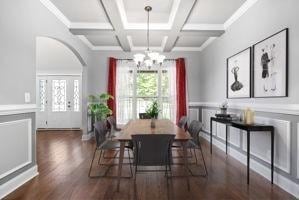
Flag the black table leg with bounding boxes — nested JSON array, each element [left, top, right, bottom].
[[225, 125, 228, 155], [247, 130, 250, 184], [271, 128, 274, 184], [210, 119, 213, 154]]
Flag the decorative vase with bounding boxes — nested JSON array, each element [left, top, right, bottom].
[[220, 107, 227, 115], [244, 108, 254, 125], [150, 118, 156, 128]]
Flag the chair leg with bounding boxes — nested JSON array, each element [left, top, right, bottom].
[[97, 149, 103, 165], [198, 142, 208, 176], [127, 148, 133, 177], [88, 148, 97, 177], [193, 148, 198, 165]]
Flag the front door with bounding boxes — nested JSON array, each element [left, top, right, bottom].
[[36, 75, 82, 129]]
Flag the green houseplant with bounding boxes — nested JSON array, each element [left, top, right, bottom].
[[88, 93, 113, 122], [146, 100, 160, 128]]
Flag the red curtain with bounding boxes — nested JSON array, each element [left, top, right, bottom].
[[107, 57, 116, 116], [176, 58, 187, 123]]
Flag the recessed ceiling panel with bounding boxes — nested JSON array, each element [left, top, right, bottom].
[[85, 35, 119, 46], [175, 36, 209, 47], [187, 0, 246, 24], [130, 31, 165, 46], [123, 0, 174, 23], [50, 0, 109, 23]]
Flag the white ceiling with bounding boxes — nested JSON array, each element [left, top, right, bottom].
[[43, 0, 257, 52]]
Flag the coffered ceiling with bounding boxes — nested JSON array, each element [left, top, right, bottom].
[[41, 0, 258, 52]]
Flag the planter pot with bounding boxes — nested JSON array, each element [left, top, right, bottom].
[[150, 118, 156, 128]]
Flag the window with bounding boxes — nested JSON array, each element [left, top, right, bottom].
[[52, 80, 66, 112], [73, 80, 80, 112], [116, 60, 176, 124], [39, 79, 47, 112]]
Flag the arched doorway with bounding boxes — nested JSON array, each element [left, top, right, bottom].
[[36, 36, 86, 129]]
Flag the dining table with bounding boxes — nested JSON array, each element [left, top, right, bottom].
[[115, 119, 192, 191]]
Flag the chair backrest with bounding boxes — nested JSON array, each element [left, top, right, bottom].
[[132, 134, 175, 166], [178, 116, 188, 130], [139, 113, 151, 119], [107, 116, 117, 130], [93, 121, 108, 147], [187, 120, 203, 145]]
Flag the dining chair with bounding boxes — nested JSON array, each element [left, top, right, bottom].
[[107, 116, 121, 139], [139, 113, 151, 119], [88, 120, 133, 178], [172, 116, 189, 149], [178, 116, 188, 130], [132, 134, 175, 183], [187, 120, 208, 176]]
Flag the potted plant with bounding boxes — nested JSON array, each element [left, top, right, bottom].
[[88, 93, 113, 123], [146, 100, 160, 128]]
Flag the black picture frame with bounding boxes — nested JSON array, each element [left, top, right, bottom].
[[226, 47, 252, 99], [252, 28, 288, 98]]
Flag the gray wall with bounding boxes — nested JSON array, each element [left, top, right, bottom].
[[199, 0, 299, 104], [0, 0, 92, 105], [198, 0, 299, 196], [88, 51, 201, 102]]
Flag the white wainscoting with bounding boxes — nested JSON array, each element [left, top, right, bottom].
[[201, 108, 217, 135], [188, 108, 199, 121], [0, 119, 32, 179], [202, 108, 241, 147], [242, 117, 291, 173]]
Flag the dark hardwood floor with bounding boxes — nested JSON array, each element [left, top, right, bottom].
[[5, 130, 295, 200]]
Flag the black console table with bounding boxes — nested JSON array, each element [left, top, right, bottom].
[[210, 117, 274, 184]]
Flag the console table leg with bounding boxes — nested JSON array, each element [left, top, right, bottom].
[[271, 129, 274, 184], [247, 131, 250, 184], [225, 125, 228, 155], [210, 119, 213, 154]]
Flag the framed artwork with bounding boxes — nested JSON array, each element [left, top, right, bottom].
[[227, 47, 251, 98], [253, 28, 288, 97]]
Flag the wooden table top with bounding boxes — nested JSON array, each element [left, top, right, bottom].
[[115, 119, 191, 141]]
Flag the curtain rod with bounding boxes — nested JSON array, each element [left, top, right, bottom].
[[116, 58, 176, 61]]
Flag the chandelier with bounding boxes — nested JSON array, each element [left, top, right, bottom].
[[133, 6, 165, 69]]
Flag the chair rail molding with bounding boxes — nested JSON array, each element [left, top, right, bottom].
[[298, 123, 299, 179], [0, 104, 37, 116], [189, 102, 299, 115]]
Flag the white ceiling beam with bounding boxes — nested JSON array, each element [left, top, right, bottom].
[[100, 0, 131, 51], [180, 30, 224, 37], [70, 29, 115, 36], [163, 0, 197, 52]]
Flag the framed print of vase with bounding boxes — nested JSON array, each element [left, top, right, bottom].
[[227, 47, 251, 98], [253, 28, 288, 97]]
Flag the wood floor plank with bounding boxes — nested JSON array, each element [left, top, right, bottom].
[[4, 130, 296, 200]]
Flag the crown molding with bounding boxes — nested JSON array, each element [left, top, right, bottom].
[[224, 0, 259, 29], [40, 0, 71, 27], [69, 22, 113, 30], [182, 24, 224, 31]]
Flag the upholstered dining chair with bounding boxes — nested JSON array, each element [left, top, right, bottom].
[[107, 116, 121, 139], [178, 116, 188, 130], [187, 120, 208, 176], [132, 134, 175, 183], [139, 113, 151, 119], [88, 120, 133, 178]]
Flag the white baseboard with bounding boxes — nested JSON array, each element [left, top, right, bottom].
[[200, 132, 299, 198], [81, 131, 93, 141], [0, 165, 39, 199]]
